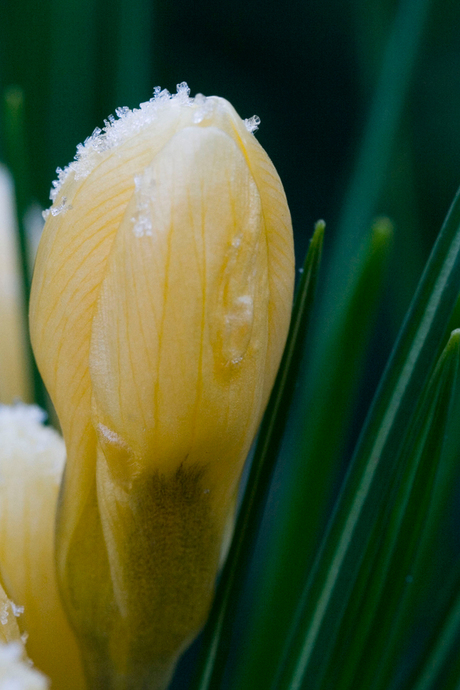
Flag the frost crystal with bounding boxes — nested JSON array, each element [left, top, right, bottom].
[[244, 115, 261, 133], [10, 605, 23, 619], [43, 83, 261, 219], [192, 93, 215, 124], [131, 167, 156, 238], [0, 604, 8, 627], [49, 197, 72, 218], [0, 600, 23, 626], [97, 424, 125, 447]]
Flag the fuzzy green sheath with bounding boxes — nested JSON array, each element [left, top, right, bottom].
[[59, 459, 225, 690]]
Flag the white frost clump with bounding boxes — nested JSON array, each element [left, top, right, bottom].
[[0, 642, 48, 690], [0, 404, 65, 483], [43, 82, 261, 216]]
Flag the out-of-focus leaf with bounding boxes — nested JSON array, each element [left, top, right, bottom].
[[410, 572, 460, 690]]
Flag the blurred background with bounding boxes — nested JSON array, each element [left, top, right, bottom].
[[2, 0, 460, 687], [2, 0, 460, 335]]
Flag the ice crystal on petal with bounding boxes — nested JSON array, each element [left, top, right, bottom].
[[193, 93, 215, 124], [43, 83, 261, 219], [50, 197, 72, 217], [244, 115, 261, 133], [131, 167, 156, 238], [10, 605, 23, 619], [0, 604, 8, 627], [45, 84, 192, 209], [176, 81, 191, 103]]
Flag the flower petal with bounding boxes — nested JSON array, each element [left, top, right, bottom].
[[0, 404, 85, 689]]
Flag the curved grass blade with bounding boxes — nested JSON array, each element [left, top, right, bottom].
[[374, 372, 460, 690], [190, 221, 325, 690], [271, 185, 460, 690], [410, 575, 460, 690], [228, 218, 393, 690], [364, 331, 460, 690], [323, 329, 460, 690]]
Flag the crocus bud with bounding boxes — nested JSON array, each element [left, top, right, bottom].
[[0, 166, 32, 403], [0, 404, 86, 689], [30, 83, 294, 689]]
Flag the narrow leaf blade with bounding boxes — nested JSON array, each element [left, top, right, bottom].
[[272, 185, 460, 690]]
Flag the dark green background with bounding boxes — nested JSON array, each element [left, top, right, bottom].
[[3, 0, 459, 282]]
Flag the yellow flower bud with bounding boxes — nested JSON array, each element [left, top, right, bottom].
[[0, 404, 86, 689], [30, 84, 294, 689], [0, 166, 32, 403]]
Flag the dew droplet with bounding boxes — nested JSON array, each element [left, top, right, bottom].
[[131, 166, 156, 237], [211, 200, 262, 370]]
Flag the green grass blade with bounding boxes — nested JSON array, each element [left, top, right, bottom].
[[190, 221, 325, 690], [410, 581, 460, 690], [228, 218, 393, 690], [271, 185, 460, 690], [364, 331, 460, 690], [324, 329, 460, 690], [374, 376, 460, 690]]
